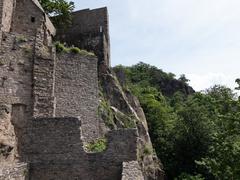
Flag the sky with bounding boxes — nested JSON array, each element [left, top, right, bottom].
[[72, 0, 240, 91]]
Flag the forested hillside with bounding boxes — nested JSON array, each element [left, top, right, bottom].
[[114, 62, 240, 180]]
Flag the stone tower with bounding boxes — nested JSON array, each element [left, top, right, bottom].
[[56, 7, 111, 67]]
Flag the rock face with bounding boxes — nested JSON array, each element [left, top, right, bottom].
[[0, 1, 164, 180], [99, 65, 164, 179]]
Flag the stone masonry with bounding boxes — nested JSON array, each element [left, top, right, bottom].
[[0, 1, 146, 180], [56, 7, 111, 67]]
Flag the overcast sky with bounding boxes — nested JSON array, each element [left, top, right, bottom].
[[73, 0, 240, 91]]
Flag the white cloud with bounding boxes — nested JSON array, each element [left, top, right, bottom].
[[186, 73, 238, 91]]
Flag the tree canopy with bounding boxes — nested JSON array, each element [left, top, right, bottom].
[[114, 63, 240, 180], [39, 0, 75, 28]]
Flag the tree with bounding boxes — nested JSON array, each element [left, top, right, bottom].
[[178, 74, 190, 84], [235, 78, 240, 90], [39, 0, 75, 28]]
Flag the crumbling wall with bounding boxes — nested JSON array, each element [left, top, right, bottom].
[[19, 117, 138, 180], [32, 31, 56, 118], [121, 161, 144, 180], [56, 7, 110, 66], [0, 33, 35, 160], [55, 53, 99, 141]]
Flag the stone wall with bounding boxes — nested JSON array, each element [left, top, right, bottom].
[[0, 32, 35, 157], [55, 53, 99, 141], [121, 161, 144, 180], [56, 7, 111, 66], [32, 32, 56, 118], [0, 163, 29, 180], [11, 0, 43, 36], [19, 117, 138, 180]]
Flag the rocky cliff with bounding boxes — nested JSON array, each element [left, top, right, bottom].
[[98, 64, 165, 179]]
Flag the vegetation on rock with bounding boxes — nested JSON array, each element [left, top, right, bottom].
[[85, 138, 107, 153], [54, 42, 95, 56], [114, 62, 240, 179]]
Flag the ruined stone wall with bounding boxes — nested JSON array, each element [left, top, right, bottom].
[[0, 163, 28, 180], [32, 30, 56, 118], [56, 7, 111, 66], [19, 117, 138, 180], [121, 161, 144, 180], [0, 32, 35, 156], [55, 53, 99, 141], [11, 0, 44, 36]]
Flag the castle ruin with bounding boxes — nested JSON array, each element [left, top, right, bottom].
[[0, 1, 163, 180]]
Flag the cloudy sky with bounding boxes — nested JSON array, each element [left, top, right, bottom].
[[73, 0, 240, 91]]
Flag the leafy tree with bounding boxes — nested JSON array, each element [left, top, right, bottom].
[[179, 74, 190, 84], [235, 78, 240, 90], [39, 0, 75, 28], [196, 86, 240, 179], [114, 63, 240, 179]]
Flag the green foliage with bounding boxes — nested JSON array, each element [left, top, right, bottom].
[[69, 46, 81, 54], [113, 62, 193, 96], [85, 138, 107, 153], [175, 173, 205, 180], [39, 0, 75, 28], [235, 78, 240, 90], [55, 41, 68, 53], [98, 99, 115, 129], [178, 74, 189, 84], [143, 145, 153, 155], [113, 63, 240, 179], [113, 109, 136, 128], [54, 42, 96, 56]]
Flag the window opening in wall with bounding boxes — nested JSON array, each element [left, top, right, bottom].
[[31, 16, 36, 23]]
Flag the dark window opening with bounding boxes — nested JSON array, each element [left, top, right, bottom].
[[31, 17, 36, 23]]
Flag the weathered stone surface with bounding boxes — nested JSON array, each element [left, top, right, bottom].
[[19, 117, 138, 180], [0, 163, 28, 180], [55, 53, 99, 142], [56, 7, 110, 66], [122, 161, 144, 180]]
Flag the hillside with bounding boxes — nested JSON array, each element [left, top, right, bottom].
[[113, 62, 240, 179]]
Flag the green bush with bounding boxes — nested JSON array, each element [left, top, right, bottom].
[[54, 42, 96, 56], [69, 46, 81, 54], [143, 145, 153, 155], [175, 173, 205, 180], [55, 42, 68, 53], [85, 138, 107, 153]]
